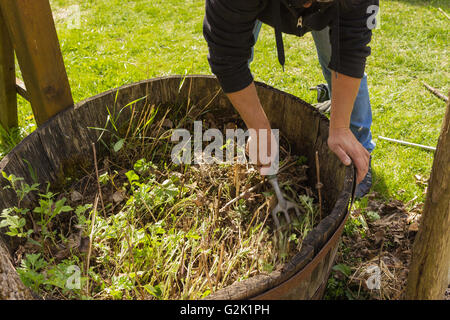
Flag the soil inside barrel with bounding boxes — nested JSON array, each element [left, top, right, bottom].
[[7, 100, 322, 300]]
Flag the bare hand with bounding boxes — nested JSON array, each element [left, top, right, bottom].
[[246, 131, 279, 176], [328, 127, 370, 184]]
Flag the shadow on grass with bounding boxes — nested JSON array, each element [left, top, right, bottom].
[[371, 167, 392, 201]]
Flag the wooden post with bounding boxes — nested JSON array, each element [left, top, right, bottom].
[[405, 93, 450, 300], [0, 8, 17, 131], [0, 0, 73, 126]]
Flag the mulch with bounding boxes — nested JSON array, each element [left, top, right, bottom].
[[332, 192, 427, 300]]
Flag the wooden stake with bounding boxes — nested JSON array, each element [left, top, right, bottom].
[[405, 92, 450, 299], [0, 8, 17, 131], [15, 78, 29, 101], [0, 0, 73, 126]]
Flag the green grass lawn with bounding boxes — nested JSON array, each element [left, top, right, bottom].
[[2, 0, 449, 205]]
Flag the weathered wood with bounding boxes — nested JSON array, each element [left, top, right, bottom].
[[0, 154, 19, 214], [405, 93, 450, 300], [15, 77, 29, 101], [0, 8, 17, 131], [0, 0, 73, 126], [0, 75, 353, 300], [0, 241, 34, 299]]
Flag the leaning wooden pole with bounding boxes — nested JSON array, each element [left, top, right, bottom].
[[405, 93, 450, 300], [0, 8, 17, 131], [0, 0, 73, 126]]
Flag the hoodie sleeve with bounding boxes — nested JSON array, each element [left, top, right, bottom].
[[328, 0, 379, 79], [203, 0, 263, 93]]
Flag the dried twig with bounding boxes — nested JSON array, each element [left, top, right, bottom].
[[422, 82, 448, 102], [216, 242, 225, 287], [92, 143, 106, 217], [438, 7, 450, 20], [245, 198, 271, 235], [85, 193, 99, 296], [202, 252, 213, 292], [219, 181, 263, 213], [315, 151, 323, 220], [218, 160, 299, 213]]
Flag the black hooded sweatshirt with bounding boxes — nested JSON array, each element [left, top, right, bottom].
[[203, 0, 379, 93]]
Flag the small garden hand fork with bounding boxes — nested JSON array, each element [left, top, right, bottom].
[[266, 174, 302, 229]]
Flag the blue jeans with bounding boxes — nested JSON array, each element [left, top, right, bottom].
[[250, 22, 375, 153]]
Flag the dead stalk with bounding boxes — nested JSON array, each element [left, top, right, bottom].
[[234, 164, 240, 198], [219, 181, 264, 213], [85, 193, 99, 296], [216, 242, 225, 288], [315, 151, 323, 220], [125, 102, 136, 140], [422, 82, 448, 102], [438, 7, 450, 20], [92, 143, 106, 218], [245, 198, 271, 236]]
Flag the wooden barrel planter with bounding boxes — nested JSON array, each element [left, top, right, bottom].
[[0, 75, 354, 300]]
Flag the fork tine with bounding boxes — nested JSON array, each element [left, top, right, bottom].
[[294, 205, 302, 219], [286, 201, 302, 220], [282, 209, 291, 224], [271, 210, 281, 229], [268, 175, 305, 228]]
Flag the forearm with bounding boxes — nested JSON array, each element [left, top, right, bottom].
[[227, 82, 276, 173], [328, 71, 369, 183], [227, 82, 271, 133], [330, 71, 361, 129]]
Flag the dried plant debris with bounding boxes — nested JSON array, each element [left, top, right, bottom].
[[327, 193, 425, 300], [1, 101, 320, 300]]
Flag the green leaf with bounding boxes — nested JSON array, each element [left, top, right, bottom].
[[200, 289, 211, 299], [22, 159, 38, 184], [143, 284, 162, 299], [366, 211, 380, 222], [332, 264, 352, 277], [18, 217, 26, 228], [125, 170, 139, 184], [0, 221, 7, 228], [75, 204, 92, 216], [99, 172, 109, 185], [61, 206, 74, 213], [296, 155, 308, 166], [113, 139, 125, 152]]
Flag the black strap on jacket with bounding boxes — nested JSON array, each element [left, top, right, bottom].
[[272, 0, 338, 71], [273, 0, 285, 69]]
